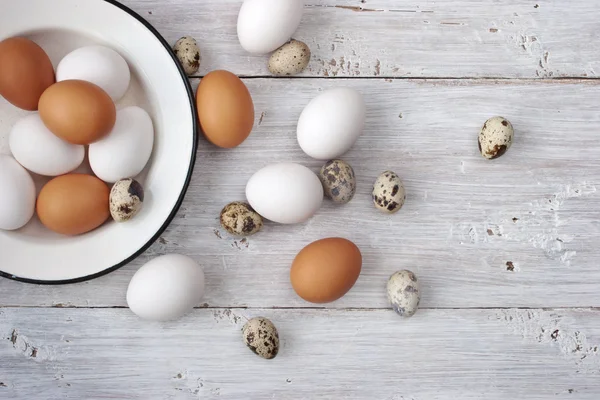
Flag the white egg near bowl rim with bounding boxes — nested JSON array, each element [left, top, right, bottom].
[[0, 0, 197, 284]]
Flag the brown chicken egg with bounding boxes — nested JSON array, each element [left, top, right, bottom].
[[290, 237, 362, 303], [37, 174, 110, 236], [0, 37, 55, 111], [196, 70, 254, 148], [38, 79, 116, 145]]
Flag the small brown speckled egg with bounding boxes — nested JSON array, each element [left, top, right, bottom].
[[173, 36, 201, 76], [318, 159, 356, 204], [478, 116, 514, 159], [220, 202, 263, 236], [268, 39, 311, 76], [387, 270, 421, 318], [372, 171, 406, 214], [109, 178, 144, 222], [242, 317, 279, 360]]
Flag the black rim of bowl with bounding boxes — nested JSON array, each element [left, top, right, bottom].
[[0, 0, 199, 285]]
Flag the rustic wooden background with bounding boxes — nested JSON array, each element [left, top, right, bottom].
[[2, 1, 600, 398]]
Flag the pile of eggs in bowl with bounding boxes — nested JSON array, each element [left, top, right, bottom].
[[0, 37, 152, 234]]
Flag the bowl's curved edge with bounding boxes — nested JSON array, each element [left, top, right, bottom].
[[0, 0, 199, 285]]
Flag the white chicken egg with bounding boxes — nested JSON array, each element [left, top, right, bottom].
[[297, 87, 366, 160], [9, 114, 84, 176], [88, 106, 154, 183], [246, 162, 323, 224], [0, 155, 36, 231], [126, 254, 205, 322], [237, 0, 304, 54], [56, 45, 131, 101]]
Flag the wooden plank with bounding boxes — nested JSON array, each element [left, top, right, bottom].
[[125, 0, 600, 78], [1, 79, 599, 308], [2, 2, 598, 399], [1, 308, 599, 399]]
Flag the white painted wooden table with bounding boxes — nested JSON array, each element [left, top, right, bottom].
[[2, 1, 600, 399]]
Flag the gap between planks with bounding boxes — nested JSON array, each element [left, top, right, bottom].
[[2, 305, 600, 311], [185, 75, 600, 81]]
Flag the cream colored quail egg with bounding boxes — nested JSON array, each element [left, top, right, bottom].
[[318, 159, 356, 204], [387, 270, 421, 318], [242, 317, 279, 359], [109, 178, 144, 222], [173, 36, 201, 76], [478, 116, 514, 159], [268, 39, 311, 76], [220, 201, 263, 236], [372, 171, 406, 214]]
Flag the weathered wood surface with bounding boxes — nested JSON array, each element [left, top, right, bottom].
[[1, 79, 599, 308], [134, 0, 600, 78], [3, 1, 600, 399], [1, 308, 600, 399]]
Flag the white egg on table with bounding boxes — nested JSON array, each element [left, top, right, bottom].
[[126, 254, 205, 322], [88, 106, 154, 183], [297, 87, 366, 160], [237, 0, 304, 55], [246, 162, 323, 224], [56, 45, 131, 101], [0, 155, 36, 231], [9, 114, 84, 176]]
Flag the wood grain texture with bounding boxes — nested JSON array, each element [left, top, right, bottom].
[[1, 79, 599, 308], [126, 0, 600, 78], [1, 308, 599, 399], [3, 2, 600, 398]]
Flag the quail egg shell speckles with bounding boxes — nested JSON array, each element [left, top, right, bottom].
[[110, 178, 144, 222], [478, 116, 514, 159], [268, 39, 311, 76], [242, 317, 280, 359], [372, 171, 406, 214], [173, 36, 201, 76], [220, 201, 263, 236], [387, 270, 421, 318], [318, 159, 356, 204]]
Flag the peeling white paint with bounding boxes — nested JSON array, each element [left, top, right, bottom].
[[496, 309, 600, 375], [454, 183, 597, 267]]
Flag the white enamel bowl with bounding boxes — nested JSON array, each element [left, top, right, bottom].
[[0, 0, 197, 283]]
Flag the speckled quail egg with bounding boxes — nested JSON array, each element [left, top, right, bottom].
[[109, 178, 144, 222], [242, 317, 279, 360], [220, 201, 263, 236], [318, 159, 356, 204], [173, 36, 201, 76], [387, 270, 421, 318], [478, 116, 514, 159], [268, 39, 311, 76], [372, 171, 406, 214]]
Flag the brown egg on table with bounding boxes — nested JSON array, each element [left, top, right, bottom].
[[0, 37, 55, 111], [38, 79, 116, 145], [195, 69, 254, 148], [290, 237, 362, 303], [36, 174, 110, 236]]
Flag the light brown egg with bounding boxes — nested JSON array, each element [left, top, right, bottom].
[[195, 70, 254, 148], [37, 174, 110, 236], [38, 80, 116, 145], [290, 237, 362, 303], [0, 37, 55, 111]]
